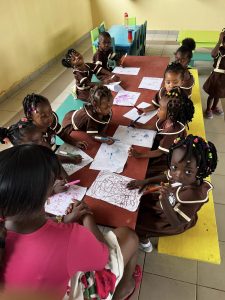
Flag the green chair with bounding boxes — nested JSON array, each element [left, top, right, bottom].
[[126, 17, 136, 26], [99, 21, 106, 33], [108, 37, 117, 69], [140, 20, 147, 55], [90, 27, 100, 54]]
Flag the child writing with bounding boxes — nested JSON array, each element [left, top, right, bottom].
[[203, 30, 225, 119], [129, 88, 195, 176], [138, 62, 185, 114], [62, 85, 115, 144], [62, 48, 120, 102], [23, 93, 87, 164], [174, 38, 196, 97], [127, 134, 217, 252], [0, 144, 140, 299], [93, 31, 118, 71]]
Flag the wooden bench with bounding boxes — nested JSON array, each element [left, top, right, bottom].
[[158, 69, 221, 264]]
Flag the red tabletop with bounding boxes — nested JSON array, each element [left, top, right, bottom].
[[70, 56, 169, 229]]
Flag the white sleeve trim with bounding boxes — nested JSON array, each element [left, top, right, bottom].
[[173, 203, 191, 222]]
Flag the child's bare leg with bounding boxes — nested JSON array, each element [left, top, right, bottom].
[[211, 98, 220, 110], [206, 96, 214, 111], [112, 227, 139, 300]]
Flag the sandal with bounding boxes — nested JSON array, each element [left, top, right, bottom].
[[212, 107, 224, 116], [125, 264, 142, 300]]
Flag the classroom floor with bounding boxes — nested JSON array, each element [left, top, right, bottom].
[[1, 31, 225, 300]]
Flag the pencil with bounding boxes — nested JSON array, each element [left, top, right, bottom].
[[120, 53, 127, 67], [133, 105, 142, 113]]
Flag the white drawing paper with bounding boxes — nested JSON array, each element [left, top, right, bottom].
[[104, 81, 124, 92], [45, 185, 87, 216], [113, 125, 157, 148], [123, 102, 158, 124], [56, 143, 93, 176], [90, 142, 130, 173], [113, 91, 140, 106], [113, 67, 140, 76], [138, 77, 163, 90], [86, 170, 142, 211]]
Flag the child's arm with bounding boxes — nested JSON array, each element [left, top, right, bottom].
[[138, 104, 157, 114], [127, 173, 167, 192], [211, 31, 225, 58], [57, 153, 82, 165], [129, 147, 163, 159]]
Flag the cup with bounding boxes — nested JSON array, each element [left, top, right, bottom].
[[128, 29, 133, 43]]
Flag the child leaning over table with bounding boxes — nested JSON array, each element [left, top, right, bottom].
[[127, 135, 217, 252]]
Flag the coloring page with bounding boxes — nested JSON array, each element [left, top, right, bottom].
[[138, 77, 163, 90], [113, 125, 157, 148], [86, 170, 142, 211], [56, 143, 93, 175], [123, 102, 158, 124], [113, 67, 140, 75], [113, 90, 140, 106], [45, 185, 87, 216], [90, 142, 130, 173]]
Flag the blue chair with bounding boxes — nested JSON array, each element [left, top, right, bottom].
[[140, 20, 147, 55], [129, 28, 142, 56]]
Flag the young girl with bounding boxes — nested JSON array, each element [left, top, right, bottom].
[[127, 134, 217, 252], [138, 62, 185, 114], [203, 30, 225, 119], [62, 49, 119, 101], [93, 31, 118, 71], [129, 88, 195, 176], [62, 85, 115, 144], [174, 38, 196, 97], [0, 144, 140, 299], [23, 93, 87, 164]]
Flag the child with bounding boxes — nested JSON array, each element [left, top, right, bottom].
[[127, 134, 217, 252], [62, 48, 120, 101], [0, 144, 140, 299], [23, 93, 87, 164], [174, 38, 196, 97], [203, 30, 225, 119], [62, 85, 115, 144], [129, 88, 195, 176], [138, 62, 185, 114], [93, 31, 118, 71]]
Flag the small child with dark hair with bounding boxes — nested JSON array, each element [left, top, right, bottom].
[[127, 134, 217, 252], [93, 31, 118, 71], [62, 49, 119, 101], [203, 30, 225, 119], [174, 38, 196, 97], [62, 85, 115, 144], [129, 88, 195, 176]]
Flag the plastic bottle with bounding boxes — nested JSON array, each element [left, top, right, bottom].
[[124, 12, 128, 27]]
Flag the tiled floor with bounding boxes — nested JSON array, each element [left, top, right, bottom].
[[1, 31, 225, 300]]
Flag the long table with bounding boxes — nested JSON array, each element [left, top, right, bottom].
[[70, 56, 169, 229]]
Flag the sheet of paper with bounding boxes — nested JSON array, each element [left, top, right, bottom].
[[113, 91, 140, 106], [123, 102, 158, 124], [113, 125, 157, 148], [56, 143, 93, 176], [86, 170, 142, 212], [45, 185, 87, 216], [113, 67, 140, 76], [104, 81, 124, 92], [90, 142, 130, 173], [138, 77, 163, 90]]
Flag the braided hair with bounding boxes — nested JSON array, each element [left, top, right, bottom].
[[61, 48, 77, 68], [99, 31, 111, 41], [23, 93, 49, 119], [0, 119, 39, 145], [164, 62, 185, 80], [165, 87, 195, 128], [89, 85, 112, 106], [175, 38, 196, 60], [168, 134, 217, 182]]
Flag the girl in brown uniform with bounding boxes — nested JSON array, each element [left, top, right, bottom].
[[127, 135, 217, 252]]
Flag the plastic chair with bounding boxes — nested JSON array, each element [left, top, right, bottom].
[[90, 27, 100, 54], [107, 37, 117, 69], [126, 17, 136, 26], [129, 28, 141, 56], [140, 20, 147, 55], [99, 21, 106, 33]]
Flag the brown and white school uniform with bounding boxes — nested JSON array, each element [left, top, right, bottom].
[[147, 119, 186, 177], [73, 63, 103, 101], [181, 68, 195, 98], [61, 104, 112, 136], [203, 46, 225, 98], [151, 87, 167, 108], [136, 170, 213, 238], [93, 48, 117, 71]]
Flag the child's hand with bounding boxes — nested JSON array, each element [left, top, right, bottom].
[[219, 31, 225, 42], [105, 138, 115, 145], [127, 180, 145, 190], [128, 147, 145, 158], [159, 182, 170, 201], [70, 154, 83, 164], [53, 180, 68, 195], [63, 201, 93, 223], [75, 141, 88, 150]]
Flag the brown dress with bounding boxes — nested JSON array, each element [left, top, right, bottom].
[[203, 46, 225, 98], [62, 103, 112, 136], [180, 68, 195, 98], [93, 48, 117, 71], [136, 170, 213, 238]]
